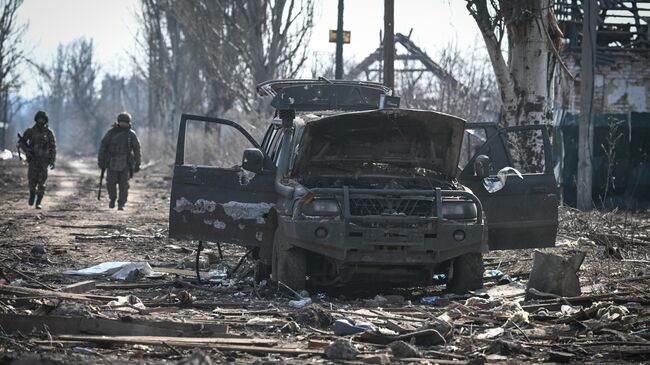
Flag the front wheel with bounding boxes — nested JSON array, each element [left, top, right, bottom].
[[272, 231, 307, 291], [446, 252, 484, 294]]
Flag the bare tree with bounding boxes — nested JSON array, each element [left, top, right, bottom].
[[171, 0, 315, 113], [66, 39, 103, 146], [396, 40, 500, 124], [141, 0, 204, 153], [466, 0, 563, 127], [29, 45, 68, 139], [168, 0, 240, 114], [466, 0, 564, 169], [136, 0, 315, 159], [0, 0, 26, 149]]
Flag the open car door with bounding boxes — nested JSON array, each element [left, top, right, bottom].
[[169, 114, 277, 248], [459, 125, 559, 250]]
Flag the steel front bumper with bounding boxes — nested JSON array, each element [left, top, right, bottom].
[[278, 188, 486, 266]]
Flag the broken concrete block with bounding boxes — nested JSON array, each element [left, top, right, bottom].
[[280, 321, 300, 333], [177, 348, 213, 365], [324, 339, 359, 360], [361, 354, 391, 364], [526, 250, 586, 299], [389, 340, 421, 358]]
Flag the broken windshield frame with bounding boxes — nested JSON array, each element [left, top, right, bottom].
[[175, 114, 266, 166], [266, 84, 391, 112]]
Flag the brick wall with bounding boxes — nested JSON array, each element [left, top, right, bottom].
[[561, 53, 650, 114]]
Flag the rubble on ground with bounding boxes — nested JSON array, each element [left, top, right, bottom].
[[0, 158, 649, 364]]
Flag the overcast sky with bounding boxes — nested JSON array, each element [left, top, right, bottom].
[[16, 0, 483, 97]]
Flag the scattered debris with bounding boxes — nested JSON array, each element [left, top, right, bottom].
[[288, 297, 312, 308], [333, 319, 375, 335], [63, 261, 163, 281], [360, 354, 391, 364], [389, 340, 421, 358], [290, 304, 334, 328], [177, 348, 213, 365], [324, 339, 359, 360], [1, 159, 649, 364], [280, 321, 301, 333], [526, 250, 586, 299]]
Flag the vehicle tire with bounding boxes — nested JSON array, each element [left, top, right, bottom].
[[272, 231, 306, 291], [447, 252, 484, 294]]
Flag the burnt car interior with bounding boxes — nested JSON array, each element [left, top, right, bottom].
[[294, 112, 461, 190]]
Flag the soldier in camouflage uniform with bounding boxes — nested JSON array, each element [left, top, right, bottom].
[[98, 112, 141, 210], [19, 111, 57, 209]]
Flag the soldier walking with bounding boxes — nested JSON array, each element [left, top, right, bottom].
[[18, 111, 56, 209], [98, 112, 141, 210]]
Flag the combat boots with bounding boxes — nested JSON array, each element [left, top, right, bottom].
[[28, 191, 36, 206], [35, 194, 44, 209], [109, 199, 116, 209]]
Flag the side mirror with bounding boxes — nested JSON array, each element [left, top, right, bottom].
[[242, 148, 264, 173], [474, 155, 491, 179]]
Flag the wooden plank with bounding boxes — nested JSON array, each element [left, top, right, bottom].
[[36, 340, 321, 355], [0, 285, 115, 303], [0, 314, 228, 337], [57, 335, 277, 347], [96, 282, 174, 290], [522, 291, 634, 312], [60, 280, 96, 294], [1, 264, 57, 290]]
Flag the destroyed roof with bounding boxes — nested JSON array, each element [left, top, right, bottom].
[[257, 79, 393, 112], [256, 79, 391, 96]]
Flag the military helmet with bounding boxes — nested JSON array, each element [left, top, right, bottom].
[[34, 111, 49, 123], [117, 112, 132, 124]]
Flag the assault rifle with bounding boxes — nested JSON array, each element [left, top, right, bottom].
[[97, 168, 106, 200], [16, 133, 33, 161]]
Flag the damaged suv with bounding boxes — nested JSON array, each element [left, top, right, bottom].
[[169, 79, 559, 292]]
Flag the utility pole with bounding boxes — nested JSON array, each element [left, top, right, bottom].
[[0, 92, 6, 150], [577, 0, 597, 211], [335, 0, 344, 79], [383, 0, 394, 89]]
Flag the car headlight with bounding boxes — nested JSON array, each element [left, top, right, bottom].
[[441, 200, 477, 220], [302, 199, 341, 216]]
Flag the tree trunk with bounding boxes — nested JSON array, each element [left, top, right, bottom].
[[468, 0, 561, 168]]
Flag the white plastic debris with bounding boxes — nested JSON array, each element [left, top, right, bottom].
[[477, 327, 505, 340], [63, 261, 162, 280], [288, 297, 312, 308], [72, 347, 101, 356], [110, 262, 157, 281], [107, 294, 147, 311], [63, 261, 131, 275], [208, 268, 227, 279], [0, 149, 12, 160], [483, 166, 524, 193], [10, 279, 26, 286]]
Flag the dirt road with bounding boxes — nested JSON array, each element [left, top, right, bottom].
[[0, 157, 171, 273], [1, 157, 649, 364]]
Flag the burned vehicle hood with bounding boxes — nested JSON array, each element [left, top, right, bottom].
[[293, 109, 465, 179]]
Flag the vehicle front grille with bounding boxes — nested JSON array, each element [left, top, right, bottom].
[[349, 197, 435, 217]]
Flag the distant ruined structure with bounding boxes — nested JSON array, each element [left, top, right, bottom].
[[346, 32, 501, 125], [554, 0, 650, 209]]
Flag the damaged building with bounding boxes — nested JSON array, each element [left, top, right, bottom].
[[554, 0, 650, 209]]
